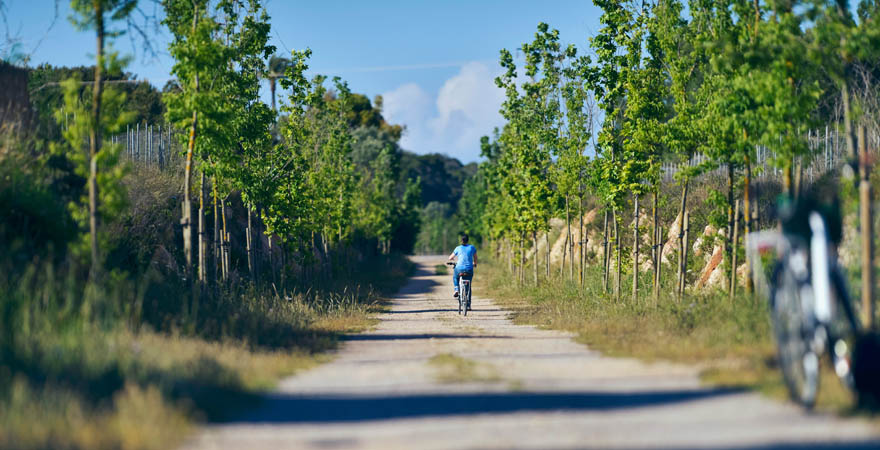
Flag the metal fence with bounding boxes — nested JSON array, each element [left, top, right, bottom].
[[660, 126, 880, 183], [112, 122, 185, 171]]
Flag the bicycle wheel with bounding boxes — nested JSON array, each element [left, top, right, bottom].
[[462, 282, 469, 316], [770, 260, 820, 408], [458, 277, 464, 315]]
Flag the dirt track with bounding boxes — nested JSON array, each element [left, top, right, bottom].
[[184, 255, 880, 449]]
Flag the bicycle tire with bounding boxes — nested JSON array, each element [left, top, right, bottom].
[[458, 276, 464, 315], [462, 282, 469, 316], [770, 260, 820, 408]]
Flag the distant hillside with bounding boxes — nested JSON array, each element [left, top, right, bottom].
[[399, 152, 478, 208]]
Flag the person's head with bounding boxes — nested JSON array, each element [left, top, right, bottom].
[[460, 233, 469, 245]]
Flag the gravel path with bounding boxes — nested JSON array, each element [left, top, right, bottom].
[[185, 256, 880, 449]]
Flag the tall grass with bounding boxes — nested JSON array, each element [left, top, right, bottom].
[[0, 253, 412, 450]]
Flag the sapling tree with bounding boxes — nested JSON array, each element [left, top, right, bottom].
[[68, 0, 137, 276]]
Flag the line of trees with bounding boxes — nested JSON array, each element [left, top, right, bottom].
[[462, 0, 880, 322], [39, 0, 423, 296]]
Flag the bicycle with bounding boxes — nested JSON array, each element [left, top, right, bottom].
[[747, 199, 860, 408], [446, 261, 472, 316]]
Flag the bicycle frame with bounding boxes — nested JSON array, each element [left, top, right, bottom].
[[747, 213, 835, 330]]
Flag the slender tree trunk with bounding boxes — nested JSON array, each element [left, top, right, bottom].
[[181, 3, 200, 279], [198, 171, 206, 284], [88, 0, 105, 278], [843, 81, 857, 161], [545, 230, 550, 279], [270, 79, 277, 112], [655, 224, 664, 304], [744, 154, 753, 294], [567, 197, 574, 280], [579, 194, 585, 286], [730, 199, 740, 301], [520, 234, 526, 285], [677, 179, 689, 300], [247, 208, 256, 280], [221, 197, 229, 282], [508, 238, 514, 274], [652, 190, 660, 301], [560, 233, 567, 279], [783, 161, 793, 198], [614, 209, 621, 302], [725, 163, 735, 291], [213, 182, 219, 284], [632, 194, 640, 301], [859, 124, 874, 329], [533, 231, 539, 286], [602, 210, 610, 293], [680, 209, 690, 298]]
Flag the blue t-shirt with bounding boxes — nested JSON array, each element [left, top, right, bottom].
[[453, 244, 476, 271]]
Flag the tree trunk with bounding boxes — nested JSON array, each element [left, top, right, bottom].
[[270, 78, 277, 112], [859, 124, 874, 330], [602, 210, 610, 293], [198, 171, 206, 284], [88, 0, 105, 278], [655, 224, 664, 304], [520, 234, 526, 285], [247, 208, 255, 280], [579, 194, 585, 286], [533, 231, 539, 286], [843, 81, 857, 161], [568, 198, 574, 280], [677, 179, 690, 300], [729, 199, 740, 301], [508, 238, 514, 274], [213, 181, 220, 284], [725, 163, 735, 291], [182, 6, 200, 279], [545, 230, 550, 279], [744, 154, 753, 294], [783, 161, 793, 198], [614, 209, 621, 302], [680, 209, 690, 297], [221, 197, 229, 282], [652, 190, 659, 301], [632, 194, 640, 301]]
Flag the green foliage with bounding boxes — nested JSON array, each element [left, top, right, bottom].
[[49, 52, 134, 262]]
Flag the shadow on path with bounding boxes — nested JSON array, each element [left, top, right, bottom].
[[227, 388, 745, 424], [388, 309, 459, 314], [342, 333, 511, 341]]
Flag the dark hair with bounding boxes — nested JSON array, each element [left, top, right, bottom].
[[460, 233, 469, 244]]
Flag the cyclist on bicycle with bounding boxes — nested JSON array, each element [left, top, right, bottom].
[[447, 233, 477, 298]]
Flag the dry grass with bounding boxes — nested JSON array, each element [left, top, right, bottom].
[[427, 353, 501, 384], [0, 257, 412, 450]]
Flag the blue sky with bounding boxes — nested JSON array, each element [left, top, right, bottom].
[[6, 0, 601, 162]]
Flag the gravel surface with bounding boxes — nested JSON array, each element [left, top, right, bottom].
[[184, 256, 880, 449]]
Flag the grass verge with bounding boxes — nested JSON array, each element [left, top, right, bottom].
[[0, 255, 414, 450], [427, 353, 501, 384], [477, 260, 859, 413]]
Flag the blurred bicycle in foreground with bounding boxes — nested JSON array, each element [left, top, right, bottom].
[[747, 195, 880, 409]]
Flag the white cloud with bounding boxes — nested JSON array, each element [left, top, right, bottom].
[[380, 61, 505, 163]]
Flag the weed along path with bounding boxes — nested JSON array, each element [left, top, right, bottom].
[[185, 256, 880, 449]]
